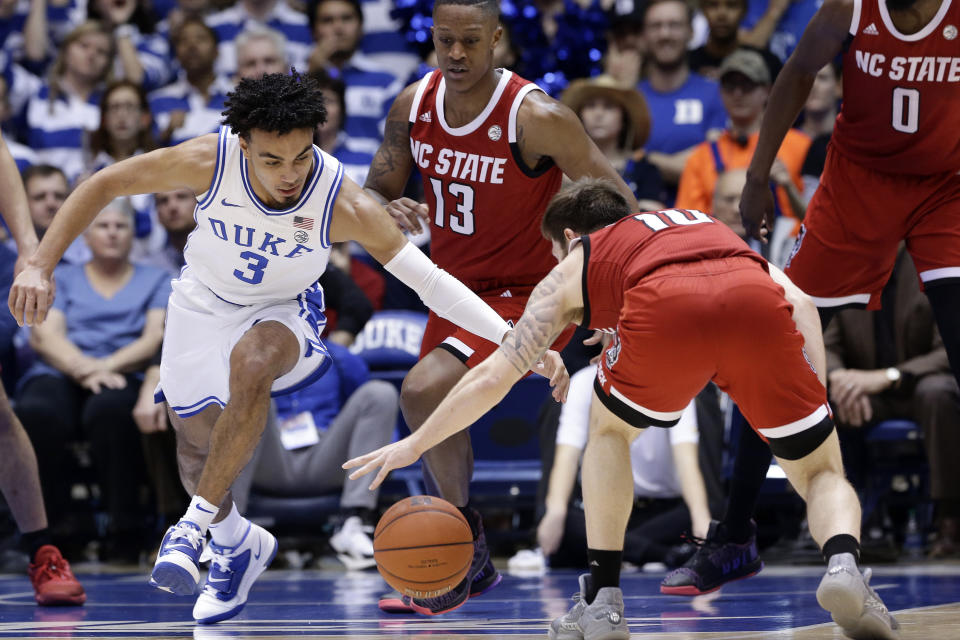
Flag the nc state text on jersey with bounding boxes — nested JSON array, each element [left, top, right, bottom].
[[411, 141, 508, 184], [854, 51, 960, 82]]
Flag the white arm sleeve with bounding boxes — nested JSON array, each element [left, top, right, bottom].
[[383, 242, 511, 346], [555, 365, 597, 450]]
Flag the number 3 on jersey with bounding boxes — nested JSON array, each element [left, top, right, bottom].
[[430, 177, 475, 235], [234, 251, 269, 284]]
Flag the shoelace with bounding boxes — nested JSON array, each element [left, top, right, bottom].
[[167, 523, 203, 552], [861, 569, 893, 617], [34, 557, 71, 583], [202, 552, 236, 596]]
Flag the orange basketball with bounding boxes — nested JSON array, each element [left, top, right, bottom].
[[373, 495, 474, 599]]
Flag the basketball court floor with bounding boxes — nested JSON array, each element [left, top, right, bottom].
[[0, 563, 958, 638]]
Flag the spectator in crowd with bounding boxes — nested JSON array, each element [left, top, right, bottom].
[[710, 167, 770, 257], [244, 342, 398, 570], [149, 17, 231, 146], [1, 0, 86, 71], [824, 247, 960, 558], [205, 0, 313, 77], [676, 49, 808, 249], [234, 24, 288, 82], [310, 68, 373, 186], [638, 0, 726, 197], [156, 0, 214, 48], [798, 62, 841, 203], [318, 262, 374, 347], [16, 197, 170, 563], [87, 0, 172, 91], [604, 2, 644, 87], [142, 187, 195, 275], [0, 76, 38, 172], [23, 21, 113, 183], [20, 165, 90, 264], [740, 0, 819, 62], [561, 75, 666, 211], [308, 0, 403, 157], [537, 366, 712, 570], [354, 0, 419, 80], [82, 79, 163, 258], [688, 0, 781, 81]]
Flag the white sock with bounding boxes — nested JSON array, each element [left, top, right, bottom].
[[209, 502, 248, 548], [182, 495, 218, 535]]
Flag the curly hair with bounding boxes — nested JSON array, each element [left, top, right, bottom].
[[222, 70, 327, 139]]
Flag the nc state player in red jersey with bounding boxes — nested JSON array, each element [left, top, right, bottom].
[[345, 179, 899, 640], [695, 0, 960, 612], [363, 0, 637, 616]]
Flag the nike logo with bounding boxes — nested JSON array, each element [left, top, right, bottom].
[[221, 198, 242, 207], [208, 576, 230, 583], [170, 543, 196, 551], [254, 539, 262, 560], [196, 504, 215, 513]]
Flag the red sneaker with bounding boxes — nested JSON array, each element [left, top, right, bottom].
[[29, 545, 86, 606]]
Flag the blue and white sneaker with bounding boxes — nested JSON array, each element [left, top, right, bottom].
[[150, 520, 205, 596], [193, 522, 277, 624]]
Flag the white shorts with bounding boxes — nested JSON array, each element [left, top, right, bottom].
[[157, 267, 330, 418]]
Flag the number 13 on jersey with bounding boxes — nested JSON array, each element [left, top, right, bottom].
[[429, 177, 475, 236]]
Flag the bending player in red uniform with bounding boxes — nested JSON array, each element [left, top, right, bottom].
[[346, 179, 900, 640], [666, 0, 960, 604], [0, 132, 85, 606], [363, 0, 637, 616]]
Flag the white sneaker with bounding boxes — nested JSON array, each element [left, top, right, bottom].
[[192, 522, 277, 624], [330, 516, 376, 570], [150, 520, 205, 596]]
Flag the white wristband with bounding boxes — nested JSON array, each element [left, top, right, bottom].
[[383, 242, 511, 345]]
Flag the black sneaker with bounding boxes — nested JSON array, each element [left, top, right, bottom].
[[660, 520, 763, 596], [406, 508, 501, 616]]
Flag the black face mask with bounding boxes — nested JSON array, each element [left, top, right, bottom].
[[885, 0, 919, 11]]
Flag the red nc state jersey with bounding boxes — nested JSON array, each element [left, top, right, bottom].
[[408, 69, 563, 291], [580, 210, 766, 331], [832, 0, 960, 174]]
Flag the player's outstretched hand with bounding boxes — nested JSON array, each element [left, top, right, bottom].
[[9, 265, 54, 327], [385, 197, 430, 234], [343, 437, 422, 491], [534, 349, 569, 402], [739, 175, 776, 242]]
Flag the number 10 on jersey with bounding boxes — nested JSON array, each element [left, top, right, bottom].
[[429, 177, 475, 235]]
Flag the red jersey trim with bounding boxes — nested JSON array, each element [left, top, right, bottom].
[[579, 235, 592, 328], [408, 71, 434, 123], [506, 82, 558, 178], [849, 0, 862, 35]]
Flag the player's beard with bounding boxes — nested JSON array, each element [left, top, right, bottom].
[[885, 0, 918, 10]]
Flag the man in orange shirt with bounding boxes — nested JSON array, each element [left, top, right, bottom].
[[676, 49, 809, 227]]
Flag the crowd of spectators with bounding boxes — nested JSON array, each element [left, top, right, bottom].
[[0, 0, 956, 568]]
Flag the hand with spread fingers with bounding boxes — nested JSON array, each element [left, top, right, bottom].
[[343, 436, 423, 491]]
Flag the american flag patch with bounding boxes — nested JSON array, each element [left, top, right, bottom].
[[293, 215, 314, 230]]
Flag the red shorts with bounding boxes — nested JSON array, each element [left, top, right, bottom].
[[785, 148, 960, 310], [420, 287, 575, 369], [594, 257, 831, 460]]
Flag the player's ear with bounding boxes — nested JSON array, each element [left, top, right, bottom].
[[238, 135, 250, 158], [491, 23, 502, 49], [563, 227, 577, 241]]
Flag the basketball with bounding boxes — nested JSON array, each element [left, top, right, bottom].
[[373, 496, 474, 599]]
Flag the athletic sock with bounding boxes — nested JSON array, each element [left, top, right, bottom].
[[586, 548, 622, 604], [209, 502, 248, 548], [822, 534, 861, 566], [20, 528, 52, 562], [182, 495, 218, 535], [722, 424, 771, 544]]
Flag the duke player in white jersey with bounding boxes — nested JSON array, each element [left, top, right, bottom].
[[10, 71, 568, 625]]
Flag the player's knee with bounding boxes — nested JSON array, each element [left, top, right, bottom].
[[399, 372, 438, 425], [229, 347, 283, 393]]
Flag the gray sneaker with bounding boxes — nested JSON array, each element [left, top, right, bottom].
[[548, 574, 630, 640], [816, 553, 901, 640]]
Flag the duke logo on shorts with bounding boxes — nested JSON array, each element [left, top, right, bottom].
[[157, 126, 343, 417]]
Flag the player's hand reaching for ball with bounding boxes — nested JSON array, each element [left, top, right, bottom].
[[535, 349, 569, 403], [385, 197, 430, 234], [9, 264, 55, 327], [739, 174, 776, 242], [343, 437, 422, 491]]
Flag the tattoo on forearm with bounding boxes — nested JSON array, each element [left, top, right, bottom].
[[364, 119, 409, 191], [501, 270, 569, 374]]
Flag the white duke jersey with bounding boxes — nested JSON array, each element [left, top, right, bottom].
[[185, 126, 343, 305]]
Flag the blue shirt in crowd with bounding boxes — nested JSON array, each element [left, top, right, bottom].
[[639, 73, 727, 155], [743, 0, 821, 62]]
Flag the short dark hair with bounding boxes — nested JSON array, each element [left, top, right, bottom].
[[642, 0, 694, 26], [541, 178, 632, 244], [433, 0, 499, 20], [222, 70, 327, 139], [21, 164, 67, 187], [171, 16, 218, 49]]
